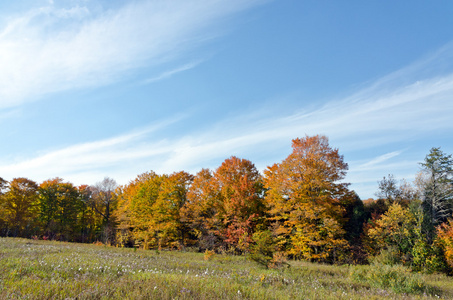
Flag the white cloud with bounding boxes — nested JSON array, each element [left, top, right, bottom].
[[2, 57, 453, 190], [0, 0, 265, 108], [1, 18, 453, 198], [141, 60, 203, 84]]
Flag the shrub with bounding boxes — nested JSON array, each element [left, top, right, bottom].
[[248, 230, 276, 268], [204, 249, 215, 261], [349, 263, 435, 294], [411, 239, 447, 274], [369, 246, 400, 266]]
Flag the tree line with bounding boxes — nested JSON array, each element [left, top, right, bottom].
[[1, 135, 452, 273]]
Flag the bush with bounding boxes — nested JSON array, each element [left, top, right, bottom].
[[248, 230, 276, 268], [412, 239, 447, 274], [349, 263, 435, 294], [369, 246, 400, 266], [204, 249, 215, 261]]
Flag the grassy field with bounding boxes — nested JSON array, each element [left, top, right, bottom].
[[0, 238, 452, 299]]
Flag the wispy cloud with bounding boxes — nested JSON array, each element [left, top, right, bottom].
[[1, 39, 453, 197], [0, 116, 183, 183], [141, 60, 203, 84], [0, 0, 265, 109], [354, 151, 404, 170]]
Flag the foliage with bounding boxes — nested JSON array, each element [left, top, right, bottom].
[[38, 178, 81, 241], [1, 178, 39, 237], [364, 201, 447, 273], [366, 203, 416, 262], [419, 147, 453, 242], [182, 157, 265, 253], [264, 135, 351, 263], [349, 263, 435, 295], [180, 168, 219, 249], [342, 192, 367, 244], [410, 203, 447, 273], [249, 229, 277, 268], [436, 216, 453, 271], [3, 138, 453, 279], [116, 171, 193, 250]]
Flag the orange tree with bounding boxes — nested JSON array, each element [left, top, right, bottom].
[[180, 168, 220, 249], [437, 217, 453, 272], [264, 135, 351, 263], [182, 157, 266, 252]]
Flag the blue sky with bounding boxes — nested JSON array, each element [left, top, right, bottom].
[[1, 0, 453, 199]]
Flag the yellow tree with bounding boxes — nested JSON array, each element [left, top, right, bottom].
[[264, 135, 350, 262], [2, 178, 39, 237], [38, 178, 81, 241], [116, 171, 193, 249], [365, 203, 416, 261], [153, 171, 193, 249], [77, 184, 99, 243], [121, 172, 163, 249]]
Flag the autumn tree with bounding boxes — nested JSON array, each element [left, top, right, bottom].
[[123, 171, 164, 249], [437, 217, 453, 271], [182, 157, 266, 252], [181, 169, 219, 249], [77, 184, 99, 243], [365, 203, 416, 261], [2, 178, 39, 237], [38, 178, 81, 241], [264, 135, 350, 263], [215, 157, 265, 252], [116, 171, 193, 249], [153, 171, 193, 249]]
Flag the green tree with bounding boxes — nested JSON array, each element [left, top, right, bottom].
[[366, 203, 416, 263], [38, 178, 81, 241], [420, 147, 453, 242]]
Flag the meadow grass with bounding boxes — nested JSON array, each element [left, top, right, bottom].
[[0, 237, 452, 299]]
